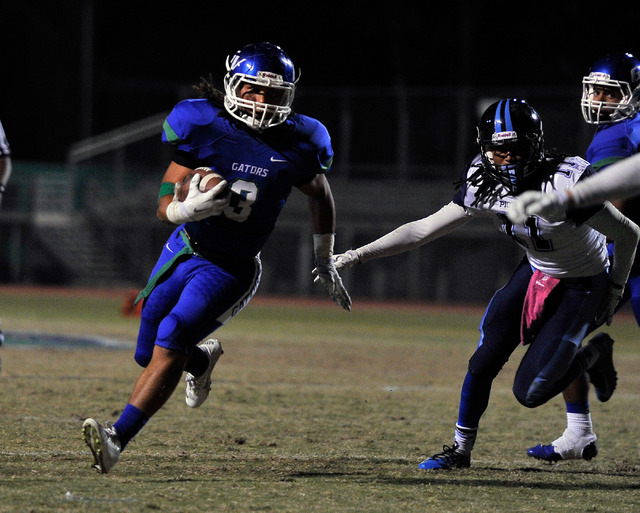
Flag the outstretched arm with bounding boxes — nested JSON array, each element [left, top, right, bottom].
[[333, 201, 472, 269]]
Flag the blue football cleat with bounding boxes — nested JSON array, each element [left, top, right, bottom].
[[527, 444, 563, 462], [419, 443, 471, 470], [527, 429, 598, 462]]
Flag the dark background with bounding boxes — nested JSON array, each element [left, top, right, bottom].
[[2, 1, 639, 163]]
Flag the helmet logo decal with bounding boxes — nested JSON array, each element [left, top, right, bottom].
[[588, 71, 611, 82], [257, 71, 284, 83], [229, 56, 249, 71], [492, 131, 518, 143]]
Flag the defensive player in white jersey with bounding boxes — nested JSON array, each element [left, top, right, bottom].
[[522, 52, 640, 463], [329, 98, 640, 470]]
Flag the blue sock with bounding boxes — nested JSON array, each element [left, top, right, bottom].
[[566, 400, 589, 414], [457, 371, 492, 429], [113, 404, 149, 451]]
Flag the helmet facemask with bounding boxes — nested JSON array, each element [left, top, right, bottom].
[[224, 69, 295, 130], [480, 135, 543, 194], [581, 73, 636, 124]]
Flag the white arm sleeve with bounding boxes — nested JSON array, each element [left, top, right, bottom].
[[571, 154, 640, 207], [585, 202, 640, 286], [357, 201, 472, 263]]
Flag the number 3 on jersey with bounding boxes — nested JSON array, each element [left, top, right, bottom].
[[225, 179, 258, 222]]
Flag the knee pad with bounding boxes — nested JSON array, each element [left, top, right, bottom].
[[156, 312, 184, 350]]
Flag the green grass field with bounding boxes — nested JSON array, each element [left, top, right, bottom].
[[0, 286, 639, 512]]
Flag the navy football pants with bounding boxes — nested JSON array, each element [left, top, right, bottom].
[[457, 258, 608, 430]]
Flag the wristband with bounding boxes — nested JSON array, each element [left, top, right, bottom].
[[313, 233, 335, 260], [165, 199, 190, 224], [158, 181, 175, 200]]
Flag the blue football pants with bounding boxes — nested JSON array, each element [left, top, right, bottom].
[[134, 230, 261, 367]]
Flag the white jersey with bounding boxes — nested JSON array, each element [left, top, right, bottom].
[[455, 155, 608, 278]]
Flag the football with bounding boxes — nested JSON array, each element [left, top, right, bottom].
[[176, 167, 225, 202]]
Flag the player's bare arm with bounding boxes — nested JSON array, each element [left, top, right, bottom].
[[298, 173, 336, 234]]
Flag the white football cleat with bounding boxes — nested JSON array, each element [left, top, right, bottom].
[[185, 339, 224, 408], [82, 418, 121, 473]]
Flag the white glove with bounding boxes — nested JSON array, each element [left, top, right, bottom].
[[166, 173, 230, 224], [333, 249, 361, 271], [507, 190, 569, 224], [312, 234, 352, 311], [595, 281, 625, 327]]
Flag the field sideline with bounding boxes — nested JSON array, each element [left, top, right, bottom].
[[0, 286, 639, 512]]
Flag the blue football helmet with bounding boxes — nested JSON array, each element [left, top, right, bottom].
[[223, 42, 297, 130], [581, 52, 640, 124], [477, 98, 544, 194]]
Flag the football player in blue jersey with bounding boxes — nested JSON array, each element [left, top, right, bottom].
[[524, 52, 640, 463], [82, 42, 351, 473], [331, 98, 640, 470]]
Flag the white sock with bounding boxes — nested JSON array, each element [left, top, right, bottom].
[[566, 412, 595, 438], [454, 424, 477, 455]]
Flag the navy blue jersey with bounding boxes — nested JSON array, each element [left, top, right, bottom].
[[162, 99, 334, 258]]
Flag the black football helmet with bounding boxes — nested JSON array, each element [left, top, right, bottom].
[[477, 98, 544, 194]]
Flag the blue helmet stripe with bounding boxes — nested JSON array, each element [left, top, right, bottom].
[[494, 99, 514, 133], [504, 99, 513, 131]]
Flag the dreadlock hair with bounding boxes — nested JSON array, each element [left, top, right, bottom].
[[193, 74, 226, 108], [456, 150, 570, 207]]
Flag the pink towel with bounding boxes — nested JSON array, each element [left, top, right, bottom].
[[520, 269, 561, 345]]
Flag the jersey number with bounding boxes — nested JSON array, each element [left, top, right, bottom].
[[498, 213, 554, 252], [224, 179, 258, 222]]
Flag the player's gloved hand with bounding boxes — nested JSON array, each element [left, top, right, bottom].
[[166, 173, 230, 224], [507, 190, 569, 224], [332, 249, 361, 271], [315, 258, 352, 311], [312, 234, 352, 311], [595, 281, 625, 327]]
